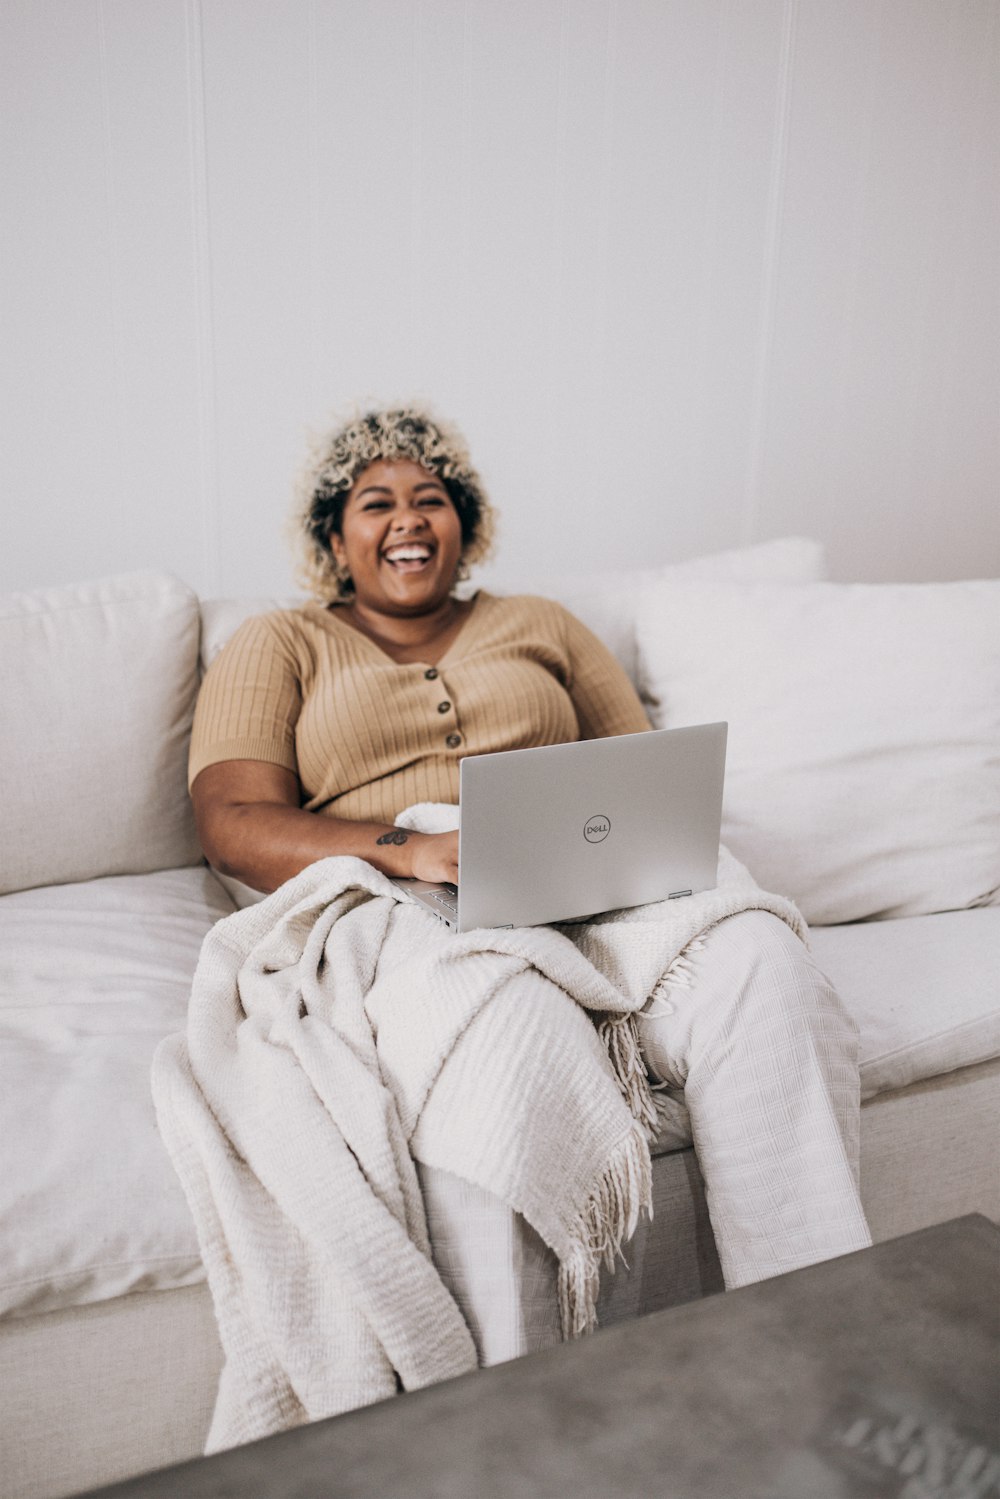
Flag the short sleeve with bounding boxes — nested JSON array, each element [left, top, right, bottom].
[[188, 613, 303, 788], [557, 605, 652, 739]]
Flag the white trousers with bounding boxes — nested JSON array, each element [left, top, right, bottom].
[[636, 910, 873, 1289]]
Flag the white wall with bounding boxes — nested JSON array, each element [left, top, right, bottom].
[[2, 0, 997, 598]]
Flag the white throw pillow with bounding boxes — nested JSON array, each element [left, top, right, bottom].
[[512, 536, 827, 684], [0, 571, 203, 894], [635, 579, 1000, 925]]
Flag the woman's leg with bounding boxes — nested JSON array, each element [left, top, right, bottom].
[[636, 910, 872, 1289]]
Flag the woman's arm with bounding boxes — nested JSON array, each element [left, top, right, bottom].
[[558, 607, 652, 739], [191, 759, 459, 894]]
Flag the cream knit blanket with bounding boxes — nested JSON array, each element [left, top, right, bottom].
[[152, 817, 804, 1452]]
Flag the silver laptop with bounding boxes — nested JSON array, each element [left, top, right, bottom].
[[393, 721, 727, 933]]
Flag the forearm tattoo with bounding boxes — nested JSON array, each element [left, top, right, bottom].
[[376, 830, 409, 846]]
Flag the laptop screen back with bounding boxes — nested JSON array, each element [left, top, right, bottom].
[[455, 722, 727, 932]]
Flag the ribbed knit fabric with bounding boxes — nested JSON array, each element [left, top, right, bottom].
[[188, 593, 651, 823]]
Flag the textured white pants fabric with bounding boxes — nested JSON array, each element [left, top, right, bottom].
[[636, 910, 873, 1289]]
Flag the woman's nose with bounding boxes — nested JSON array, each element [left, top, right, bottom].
[[392, 506, 428, 531]]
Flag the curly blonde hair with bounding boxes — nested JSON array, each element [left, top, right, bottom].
[[291, 405, 497, 602]]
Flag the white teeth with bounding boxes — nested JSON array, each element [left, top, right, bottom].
[[384, 546, 431, 562]]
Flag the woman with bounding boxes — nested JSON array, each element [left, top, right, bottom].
[[190, 405, 871, 1289], [190, 409, 649, 895]]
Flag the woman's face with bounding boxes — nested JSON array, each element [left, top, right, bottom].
[[331, 459, 465, 616]]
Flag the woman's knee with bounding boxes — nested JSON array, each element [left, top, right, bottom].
[[709, 911, 830, 997], [638, 909, 859, 1087], [709, 908, 807, 969], [703, 910, 860, 1062]]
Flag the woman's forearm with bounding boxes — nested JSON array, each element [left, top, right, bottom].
[[204, 801, 386, 891], [191, 760, 459, 894], [198, 799, 457, 894]]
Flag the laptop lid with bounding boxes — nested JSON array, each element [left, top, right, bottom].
[[453, 721, 727, 933]]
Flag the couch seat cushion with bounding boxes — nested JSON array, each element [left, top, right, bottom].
[[809, 908, 1000, 1101], [650, 908, 1000, 1157], [0, 868, 234, 1319]]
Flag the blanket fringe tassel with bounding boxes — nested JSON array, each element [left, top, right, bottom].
[[597, 934, 708, 1140], [557, 1123, 653, 1341], [597, 1013, 660, 1138], [563, 934, 709, 1340]]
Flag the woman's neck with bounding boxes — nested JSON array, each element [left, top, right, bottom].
[[337, 594, 474, 664]]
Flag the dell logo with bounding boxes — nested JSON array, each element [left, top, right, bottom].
[[584, 815, 611, 843]]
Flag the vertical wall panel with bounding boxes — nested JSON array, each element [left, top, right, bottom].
[[900, 0, 999, 582], [1, 0, 120, 588], [309, 0, 436, 402], [198, 0, 315, 594], [600, 0, 788, 566], [101, 0, 210, 584], [401, 0, 470, 399], [442, 0, 565, 576], [758, 0, 1000, 581], [601, 0, 739, 565], [463, 0, 611, 578]]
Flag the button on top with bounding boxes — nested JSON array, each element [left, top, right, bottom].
[[446, 733, 462, 748], [424, 667, 438, 680], [437, 700, 451, 714]]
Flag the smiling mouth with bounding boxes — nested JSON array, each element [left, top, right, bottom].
[[382, 544, 434, 570]]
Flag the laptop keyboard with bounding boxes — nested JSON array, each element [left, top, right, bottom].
[[429, 886, 459, 916]]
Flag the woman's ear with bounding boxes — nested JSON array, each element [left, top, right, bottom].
[[329, 529, 346, 569]]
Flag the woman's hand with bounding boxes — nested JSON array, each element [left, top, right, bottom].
[[407, 829, 460, 886]]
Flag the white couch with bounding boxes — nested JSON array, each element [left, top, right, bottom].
[[2, 545, 998, 1499]]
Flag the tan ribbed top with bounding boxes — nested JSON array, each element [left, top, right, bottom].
[[189, 591, 651, 824]]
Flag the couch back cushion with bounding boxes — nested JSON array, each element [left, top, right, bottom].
[[636, 577, 1000, 925], [502, 535, 827, 684], [0, 571, 202, 894], [200, 594, 301, 671], [199, 536, 827, 683]]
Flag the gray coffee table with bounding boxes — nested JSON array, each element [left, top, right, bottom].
[[79, 1214, 999, 1499]]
